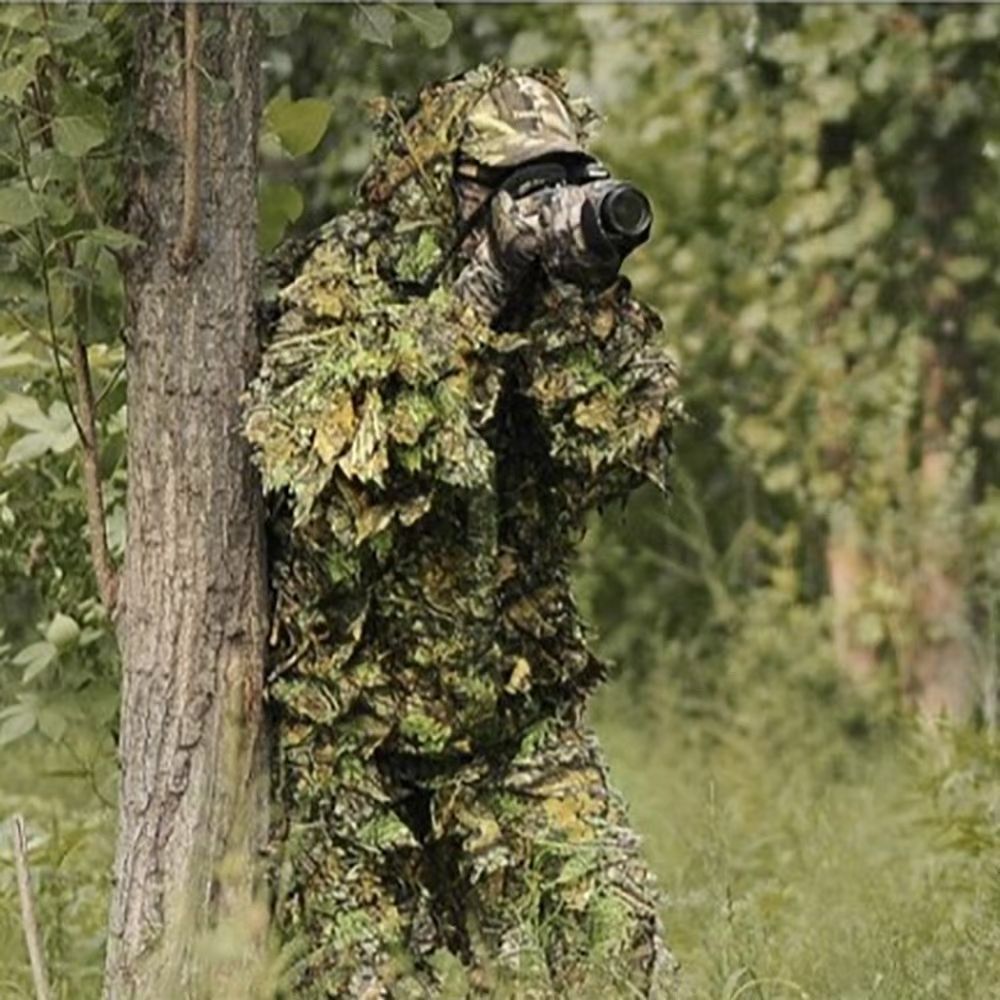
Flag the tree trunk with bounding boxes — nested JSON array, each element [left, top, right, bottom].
[[908, 339, 976, 721], [104, 7, 269, 998], [827, 505, 878, 687]]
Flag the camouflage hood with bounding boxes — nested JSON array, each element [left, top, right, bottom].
[[459, 73, 588, 168], [359, 62, 599, 223]]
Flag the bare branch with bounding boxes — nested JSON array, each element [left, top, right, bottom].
[[172, 2, 201, 269], [94, 357, 126, 410], [11, 815, 52, 1000], [70, 334, 119, 612]]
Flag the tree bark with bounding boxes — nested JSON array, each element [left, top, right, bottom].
[[827, 505, 878, 687], [104, 7, 269, 998], [908, 339, 976, 721]]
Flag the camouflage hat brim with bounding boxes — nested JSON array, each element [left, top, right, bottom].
[[467, 135, 587, 168]]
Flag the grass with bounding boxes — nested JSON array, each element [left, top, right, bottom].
[[592, 676, 1000, 1000], [2, 675, 998, 999], [0, 721, 115, 1000]]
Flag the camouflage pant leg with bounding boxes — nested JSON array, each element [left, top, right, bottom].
[[439, 718, 677, 998], [276, 744, 440, 998]]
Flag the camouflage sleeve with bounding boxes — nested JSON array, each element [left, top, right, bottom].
[[453, 190, 545, 323], [518, 278, 682, 510]]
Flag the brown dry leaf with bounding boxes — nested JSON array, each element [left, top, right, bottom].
[[573, 394, 615, 431], [313, 391, 357, 463], [505, 657, 532, 694], [355, 502, 394, 542], [592, 305, 616, 341], [340, 389, 389, 484], [310, 284, 355, 320], [543, 794, 590, 840]]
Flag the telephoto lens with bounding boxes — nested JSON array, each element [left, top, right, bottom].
[[598, 184, 653, 251]]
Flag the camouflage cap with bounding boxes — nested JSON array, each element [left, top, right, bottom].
[[459, 75, 587, 168]]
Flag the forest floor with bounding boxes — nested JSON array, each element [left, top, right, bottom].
[[2, 675, 999, 1000]]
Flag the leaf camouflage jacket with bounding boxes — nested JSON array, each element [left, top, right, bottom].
[[245, 64, 682, 999]]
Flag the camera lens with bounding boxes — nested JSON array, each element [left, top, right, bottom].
[[599, 184, 652, 244]]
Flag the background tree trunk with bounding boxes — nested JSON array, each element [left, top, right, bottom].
[[908, 340, 976, 720], [827, 505, 878, 688], [104, 7, 269, 997]]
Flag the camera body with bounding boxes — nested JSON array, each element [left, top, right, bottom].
[[454, 157, 653, 324]]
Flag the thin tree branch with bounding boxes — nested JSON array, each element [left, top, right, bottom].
[[94, 356, 126, 411], [11, 815, 52, 1000], [13, 84, 119, 614], [10, 110, 85, 441], [70, 333, 119, 611], [172, 2, 201, 269]]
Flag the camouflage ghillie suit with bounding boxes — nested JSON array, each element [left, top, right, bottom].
[[245, 64, 681, 998]]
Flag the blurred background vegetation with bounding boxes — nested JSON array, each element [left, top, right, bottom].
[[2, 4, 1000, 997]]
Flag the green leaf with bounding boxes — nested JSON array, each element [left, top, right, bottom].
[[89, 226, 142, 252], [0, 63, 38, 103], [13, 641, 54, 668], [0, 706, 37, 746], [0, 6, 42, 30], [944, 256, 989, 284], [0, 36, 49, 101], [259, 181, 304, 253], [3, 400, 78, 466], [263, 95, 334, 157], [0, 351, 37, 374], [5, 432, 57, 465], [45, 613, 81, 649], [352, 3, 396, 47], [264, 95, 333, 156], [3, 393, 49, 432], [397, 4, 452, 48], [48, 15, 101, 44], [53, 115, 108, 158], [16, 641, 58, 683], [37, 706, 68, 742], [41, 192, 75, 227], [261, 5, 305, 36], [0, 185, 44, 228]]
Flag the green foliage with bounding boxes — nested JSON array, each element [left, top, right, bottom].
[[257, 3, 453, 250], [571, 5, 1000, 700], [0, 707, 116, 999], [0, 9, 127, 989], [351, 3, 452, 50], [265, 94, 334, 158], [0, 0, 128, 710], [4, 3, 1000, 996], [592, 668, 1000, 1000]]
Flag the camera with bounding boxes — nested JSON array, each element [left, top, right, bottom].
[[453, 157, 653, 323]]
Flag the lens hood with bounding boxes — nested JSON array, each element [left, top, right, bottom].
[[598, 184, 652, 250]]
